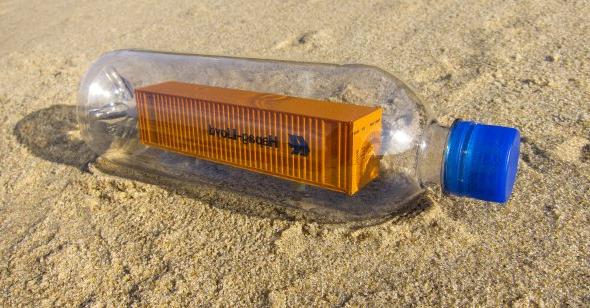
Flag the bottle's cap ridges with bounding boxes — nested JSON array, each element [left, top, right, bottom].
[[443, 120, 520, 203]]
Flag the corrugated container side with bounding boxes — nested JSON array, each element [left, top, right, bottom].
[[136, 91, 357, 193]]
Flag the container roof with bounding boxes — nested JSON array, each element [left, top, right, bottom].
[[136, 81, 379, 122]]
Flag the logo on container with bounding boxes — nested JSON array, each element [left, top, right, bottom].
[[288, 134, 309, 156], [207, 125, 310, 156]]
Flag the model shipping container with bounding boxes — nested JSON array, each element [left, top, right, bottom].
[[135, 81, 382, 195]]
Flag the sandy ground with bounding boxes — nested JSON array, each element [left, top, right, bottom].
[[1, 0, 589, 306]]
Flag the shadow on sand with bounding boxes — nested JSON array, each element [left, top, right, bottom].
[[14, 105, 432, 225]]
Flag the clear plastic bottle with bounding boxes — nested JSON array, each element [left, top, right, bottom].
[[78, 49, 520, 220]]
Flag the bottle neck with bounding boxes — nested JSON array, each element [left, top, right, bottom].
[[417, 122, 450, 187]]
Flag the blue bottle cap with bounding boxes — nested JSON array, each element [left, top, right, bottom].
[[443, 120, 520, 203]]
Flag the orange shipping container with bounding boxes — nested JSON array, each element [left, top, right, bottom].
[[135, 81, 382, 195]]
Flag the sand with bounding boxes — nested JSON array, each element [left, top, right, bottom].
[[1, 0, 589, 306]]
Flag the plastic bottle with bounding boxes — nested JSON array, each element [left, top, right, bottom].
[[77, 50, 520, 220]]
